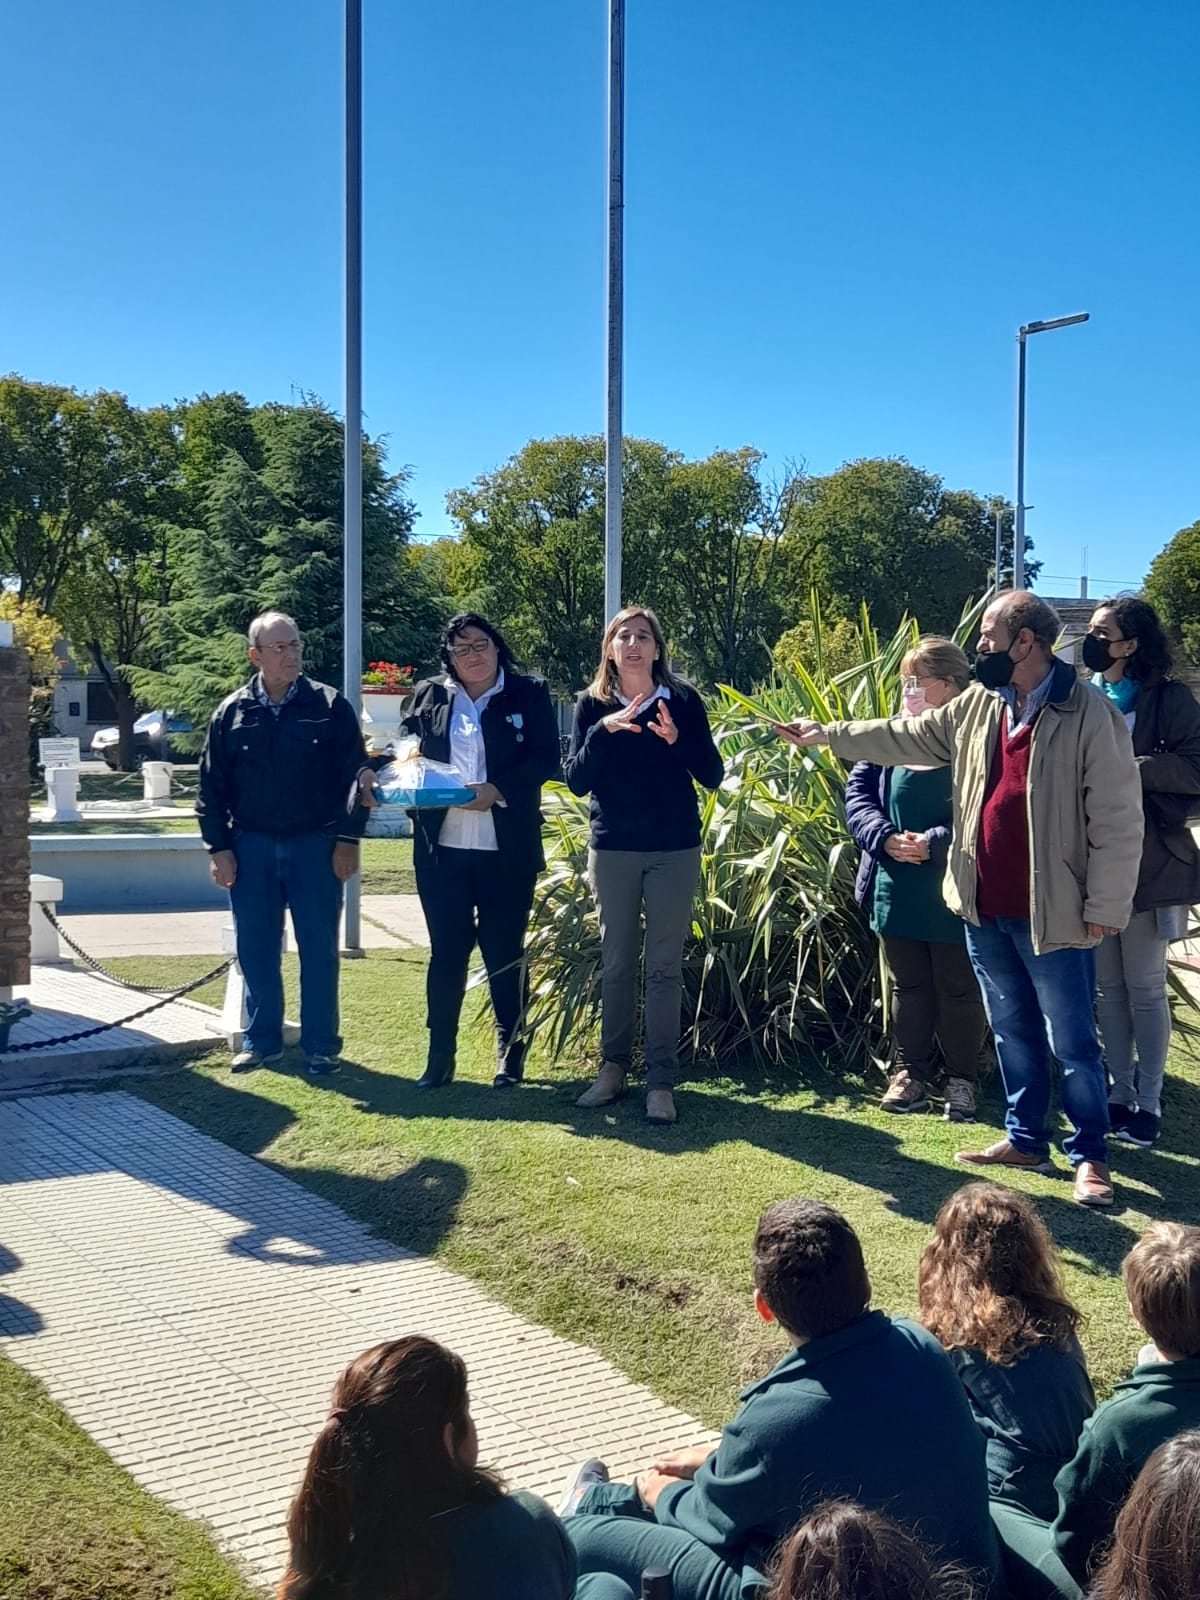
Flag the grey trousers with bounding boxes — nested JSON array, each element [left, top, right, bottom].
[[1096, 909, 1171, 1117], [588, 847, 701, 1090]]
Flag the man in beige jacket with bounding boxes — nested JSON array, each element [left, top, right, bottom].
[[778, 592, 1142, 1208]]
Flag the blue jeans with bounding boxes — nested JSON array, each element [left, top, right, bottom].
[[229, 829, 344, 1057], [965, 918, 1108, 1166]]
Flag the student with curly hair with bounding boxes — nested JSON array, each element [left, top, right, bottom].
[[765, 1500, 977, 1600], [919, 1183, 1095, 1519], [1090, 1430, 1200, 1600]]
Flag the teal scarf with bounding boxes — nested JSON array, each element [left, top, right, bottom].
[[1095, 674, 1138, 714]]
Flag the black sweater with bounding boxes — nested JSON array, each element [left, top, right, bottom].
[[565, 686, 724, 852]]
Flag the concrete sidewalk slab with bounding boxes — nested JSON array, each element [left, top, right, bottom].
[[0, 1092, 718, 1587], [55, 895, 430, 958]]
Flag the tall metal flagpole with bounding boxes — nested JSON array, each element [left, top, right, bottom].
[[604, 0, 625, 624], [342, 0, 364, 954]]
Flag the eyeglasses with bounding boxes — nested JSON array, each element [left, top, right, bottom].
[[259, 640, 302, 655], [449, 639, 494, 659], [902, 675, 938, 690]]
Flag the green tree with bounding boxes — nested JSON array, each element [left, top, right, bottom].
[[130, 398, 429, 727], [654, 449, 800, 690], [772, 613, 864, 681], [53, 397, 183, 769], [1145, 519, 1200, 663], [447, 436, 674, 692], [0, 376, 115, 610], [781, 459, 1032, 635]]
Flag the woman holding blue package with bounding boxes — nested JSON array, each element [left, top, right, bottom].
[[363, 614, 560, 1090]]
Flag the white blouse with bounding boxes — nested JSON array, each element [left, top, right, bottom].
[[439, 670, 505, 852]]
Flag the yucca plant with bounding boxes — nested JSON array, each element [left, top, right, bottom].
[[524, 595, 988, 1079]]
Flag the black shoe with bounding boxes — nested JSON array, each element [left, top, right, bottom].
[[1108, 1099, 1134, 1135], [493, 1073, 522, 1089], [416, 1056, 456, 1089], [1114, 1108, 1161, 1148], [306, 1054, 341, 1077]]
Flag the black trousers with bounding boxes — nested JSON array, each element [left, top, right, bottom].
[[881, 935, 986, 1083], [414, 845, 538, 1076]]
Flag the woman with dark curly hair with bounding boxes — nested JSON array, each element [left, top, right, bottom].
[[918, 1183, 1094, 1520], [765, 1500, 977, 1600], [279, 1336, 575, 1600], [1090, 1430, 1200, 1600], [1083, 596, 1200, 1149]]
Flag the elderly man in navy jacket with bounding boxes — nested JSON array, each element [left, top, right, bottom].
[[197, 610, 369, 1076]]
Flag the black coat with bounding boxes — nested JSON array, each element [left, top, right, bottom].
[[1131, 673, 1200, 911], [400, 671, 561, 876], [197, 675, 366, 851]]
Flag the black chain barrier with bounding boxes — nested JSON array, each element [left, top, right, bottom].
[[0, 907, 233, 1056], [39, 904, 230, 995]]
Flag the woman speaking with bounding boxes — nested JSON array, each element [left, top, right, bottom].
[[565, 606, 723, 1125]]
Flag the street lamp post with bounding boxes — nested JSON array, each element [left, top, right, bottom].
[[342, 0, 363, 954], [1013, 312, 1089, 590], [604, 0, 625, 624]]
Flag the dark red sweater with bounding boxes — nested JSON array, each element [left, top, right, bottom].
[[976, 723, 1033, 921]]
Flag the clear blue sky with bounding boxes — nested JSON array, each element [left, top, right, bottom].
[[5, 0, 1197, 596]]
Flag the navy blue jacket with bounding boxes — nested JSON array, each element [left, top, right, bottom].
[[197, 675, 366, 852], [843, 761, 952, 907]]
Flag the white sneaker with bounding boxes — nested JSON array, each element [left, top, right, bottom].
[[558, 1457, 609, 1517]]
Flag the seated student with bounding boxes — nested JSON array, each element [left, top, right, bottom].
[[765, 1498, 978, 1600], [1090, 1429, 1200, 1600], [560, 1199, 1001, 1600], [278, 1335, 575, 1600], [919, 1183, 1095, 1519], [992, 1222, 1200, 1599]]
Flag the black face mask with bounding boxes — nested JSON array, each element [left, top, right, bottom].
[[1081, 633, 1117, 673], [974, 648, 1016, 691]]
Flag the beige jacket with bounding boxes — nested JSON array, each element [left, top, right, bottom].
[[827, 662, 1143, 953]]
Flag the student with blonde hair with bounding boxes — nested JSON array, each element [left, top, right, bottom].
[[843, 637, 985, 1120]]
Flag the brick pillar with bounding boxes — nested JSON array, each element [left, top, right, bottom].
[[0, 639, 32, 989]]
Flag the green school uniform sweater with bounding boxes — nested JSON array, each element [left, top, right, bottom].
[[652, 1311, 1001, 1594], [1051, 1356, 1200, 1588]]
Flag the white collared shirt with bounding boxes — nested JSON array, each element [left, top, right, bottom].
[[440, 670, 505, 852], [617, 684, 671, 711]]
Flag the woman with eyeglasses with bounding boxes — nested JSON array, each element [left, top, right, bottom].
[[363, 613, 561, 1090], [843, 637, 987, 1121], [565, 606, 724, 1126], [1083, 596, 1200, 1149]]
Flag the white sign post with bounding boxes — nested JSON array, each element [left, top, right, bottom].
[[38, 737, 82, 822]]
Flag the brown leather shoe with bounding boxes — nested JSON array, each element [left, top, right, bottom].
[[576, 1061, 626, 1108], [954, 1139, 1053, 1175], [1073, 1160, 1114, 1208]]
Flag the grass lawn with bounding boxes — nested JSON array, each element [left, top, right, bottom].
[[0, 1356, 255, 1600], [117, 949, 1200, 1428]]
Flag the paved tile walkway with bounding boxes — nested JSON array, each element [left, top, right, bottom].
[[0, 1091, 718, 1587]]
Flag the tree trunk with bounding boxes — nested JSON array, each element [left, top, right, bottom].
[[87, 643, 139, 771]]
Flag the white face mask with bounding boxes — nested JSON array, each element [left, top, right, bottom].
[[902, 687, 927, 716]]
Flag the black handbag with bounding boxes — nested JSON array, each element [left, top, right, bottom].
[[1144, 684, 1200, 829]]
